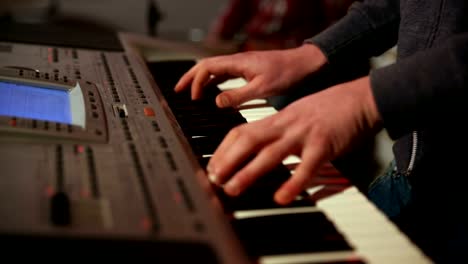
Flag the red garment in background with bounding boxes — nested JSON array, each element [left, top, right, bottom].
[[210, 0, 356, 51]]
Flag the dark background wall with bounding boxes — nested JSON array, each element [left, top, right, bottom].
[[1, 0, 229, 42]]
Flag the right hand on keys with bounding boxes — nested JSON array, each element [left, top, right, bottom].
[[174, 44, 327, 108]]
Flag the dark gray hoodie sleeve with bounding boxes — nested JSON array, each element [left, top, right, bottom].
[[370, 33, 468, 139], [304, 0, 400, 64], [305, 0, 468, 140]]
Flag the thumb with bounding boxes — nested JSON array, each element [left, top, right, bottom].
[[215, 79, 261, 108]]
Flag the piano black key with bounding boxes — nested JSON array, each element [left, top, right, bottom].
[[148, 60, 311, 211], [175, 111, 246, 126], [168, 98, 246, 138], [147, 59, 197, 90], [231, 211, 352, 257], [182, 124, 237, 138], [198, 156, 211, 168], [192, 147, 216, 158], [178, 117, 245, 135], [171, 104, 242, 119], [191, 137, 224, 156]]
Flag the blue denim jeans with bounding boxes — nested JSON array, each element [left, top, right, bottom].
[[367, 160, 412, 220], [368, 160, 468, 263]]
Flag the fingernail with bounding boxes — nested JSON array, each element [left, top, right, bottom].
[[218, 94, 230, 107], [207, 164, 219, 184], [275, 190, 291, 204], [225, 179, 240, 196], [208, 173, 218, 184]]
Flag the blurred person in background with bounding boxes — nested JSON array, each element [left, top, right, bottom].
[[204, 0, 356, 53]]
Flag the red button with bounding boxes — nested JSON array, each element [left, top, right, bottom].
[[9, 118, 16, 127], [74, 145, 85, 154], [143, 107, 155, 117]]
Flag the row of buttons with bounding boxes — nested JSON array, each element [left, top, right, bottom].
[[8, 117, 74, 133], [100, 53, 121, 103], [127, 67, 149, 105]]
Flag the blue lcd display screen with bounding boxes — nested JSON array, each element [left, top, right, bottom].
[[0, 81, 72, 124]]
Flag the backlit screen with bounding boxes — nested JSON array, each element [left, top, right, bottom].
[[0, 81, 72, 124]]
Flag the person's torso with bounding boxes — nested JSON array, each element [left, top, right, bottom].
[[397, 0, 468, 59], [394, 0, 468, 196]]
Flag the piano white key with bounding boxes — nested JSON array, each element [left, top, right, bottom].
[[234, 207, 359, 264], [240, 98, 269, 107], [316, 187, 433, 263], [233, 206, 321, 220], [305, 185, 325, 196], [240, 186, 433, 264], [217, 77, 247, 90], [282, 155, 301, 166], [239, 107, 277, 122], [259, 251, 359, 264], [216, 78, 278, 124]]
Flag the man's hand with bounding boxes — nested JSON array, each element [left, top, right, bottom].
[[206, 76, 383, 205], [174, 44, 327, 108]]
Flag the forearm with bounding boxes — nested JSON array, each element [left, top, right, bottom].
[[288, 44, 328, 77], [371, 33, 468, 139]]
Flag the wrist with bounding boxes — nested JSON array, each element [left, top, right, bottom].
[[359, 76, 383, 132], [291, 43, 328, 75]]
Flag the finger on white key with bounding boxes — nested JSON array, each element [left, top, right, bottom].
[[240, 107, 277, 122], [239, 99, 269, 107], [282, 155, 301, 166], [217, 77, 248, 90]]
